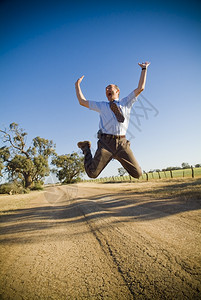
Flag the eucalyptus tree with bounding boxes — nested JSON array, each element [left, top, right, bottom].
[[52, 152, 85, 184], [0, 123, 56, 188]]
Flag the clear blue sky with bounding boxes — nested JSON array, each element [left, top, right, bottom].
[[0, 0, 201, 180]]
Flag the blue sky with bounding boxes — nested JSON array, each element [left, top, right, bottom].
[[0, 0, 201, 180]]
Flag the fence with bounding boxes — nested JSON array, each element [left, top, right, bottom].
[[84, 167, 201, 183]]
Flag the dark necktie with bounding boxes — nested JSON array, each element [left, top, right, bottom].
[[110, 101, 125, 123]]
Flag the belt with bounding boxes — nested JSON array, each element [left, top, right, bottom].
[[100, 133, 126, 139]]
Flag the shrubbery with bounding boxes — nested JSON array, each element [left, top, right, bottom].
[[0, 182, 29, 195], [30, 182, 44, 191], [0, 181, 44, 194]]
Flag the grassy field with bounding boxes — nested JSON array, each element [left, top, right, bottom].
[[141, 167, 201, 180], [87, 167, 201, 183]]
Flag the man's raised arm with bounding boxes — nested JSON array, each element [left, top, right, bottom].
[[75, 75, 89, 108], [134, 62, 150, 97]]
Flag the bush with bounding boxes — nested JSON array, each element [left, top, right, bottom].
[[62, 177, 82, 184], [30, 182, 44, 191], [0, 182, 29, 194]]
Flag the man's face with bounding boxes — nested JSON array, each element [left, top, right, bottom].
[[105, 84, 120, 101]]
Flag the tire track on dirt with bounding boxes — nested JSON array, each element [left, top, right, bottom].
[[80, 206, 136, 299], [79, 200, 154, 298]]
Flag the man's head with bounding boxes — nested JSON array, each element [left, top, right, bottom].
[[105, 84, 120, 101]]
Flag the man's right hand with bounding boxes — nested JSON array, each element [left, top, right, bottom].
[[75, 75, 89, 108], [75, 75, 85, 86]]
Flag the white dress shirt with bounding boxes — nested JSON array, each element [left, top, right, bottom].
[[88, 91, 137, 135]]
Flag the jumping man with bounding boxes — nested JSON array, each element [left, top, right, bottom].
[[75, 61, 150, 179]]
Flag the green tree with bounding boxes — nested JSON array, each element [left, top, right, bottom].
[[0, 146, 10, 177], [181, 162, 190, 169], [0, 123, 56, 188], [52, 152, 85, 184]]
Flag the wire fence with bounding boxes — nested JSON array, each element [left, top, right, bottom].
[[83, 167, 201, 183]]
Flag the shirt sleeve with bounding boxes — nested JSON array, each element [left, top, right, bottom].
[[119, 91, 138, 109], [88, 100, 103, 113]]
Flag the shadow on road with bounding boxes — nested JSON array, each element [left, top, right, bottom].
[[0, 179, 201, 244]]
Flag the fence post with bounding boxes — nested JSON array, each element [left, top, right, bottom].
[[158, 171, 161, 179], [191, 166, 194, 178], [170, 170, 173, 178]]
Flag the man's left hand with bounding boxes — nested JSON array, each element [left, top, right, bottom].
[[138, 61, 150, 69]]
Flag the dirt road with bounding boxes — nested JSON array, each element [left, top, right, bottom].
[[0, 180, 201, 299]]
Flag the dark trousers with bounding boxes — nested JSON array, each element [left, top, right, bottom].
[[83, 135, 142, 179]]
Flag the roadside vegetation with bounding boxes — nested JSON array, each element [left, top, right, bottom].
[[0, 123, 84, 194]]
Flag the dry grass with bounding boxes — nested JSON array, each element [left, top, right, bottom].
[[78, 178, 201, 200], [0, 191, 43, 215], [124, 178, 201, 200]]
